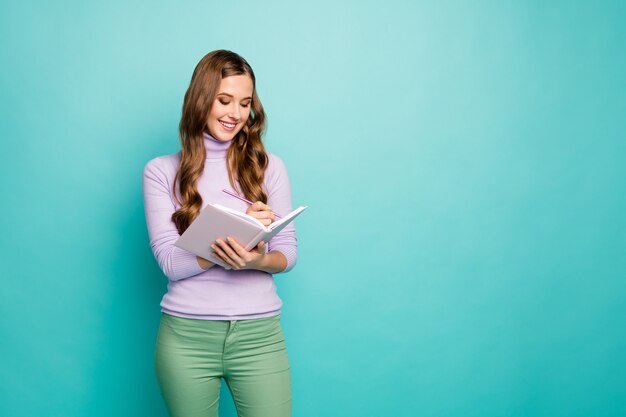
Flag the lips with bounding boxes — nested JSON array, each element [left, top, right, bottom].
[[219, 120, 236, 130]]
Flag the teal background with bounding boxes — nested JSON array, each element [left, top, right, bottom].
[[1, 1, 625, 416]]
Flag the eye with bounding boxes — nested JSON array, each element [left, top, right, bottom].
[[241, 103, 250, 108], [219, 99, 229, 105]]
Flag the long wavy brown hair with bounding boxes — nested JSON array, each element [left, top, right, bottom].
[[172, 50, 268, 234]]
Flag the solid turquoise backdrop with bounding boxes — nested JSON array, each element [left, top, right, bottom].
[[1, 1, 625, 416]]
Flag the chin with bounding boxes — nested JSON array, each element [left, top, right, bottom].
[[211, 125, 242, 142]]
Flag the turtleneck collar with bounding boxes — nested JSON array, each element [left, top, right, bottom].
[[203, 131, 231, 160]]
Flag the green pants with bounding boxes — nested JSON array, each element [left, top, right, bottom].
[[155, 313, 292, 417]]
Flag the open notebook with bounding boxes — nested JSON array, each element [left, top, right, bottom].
[[175, 203, 307, 269]]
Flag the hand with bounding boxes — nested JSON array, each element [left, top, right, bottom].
[[211, 237, 267, 270], [246, 201, 275, 227]]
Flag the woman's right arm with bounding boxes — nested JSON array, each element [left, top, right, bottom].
[[142, 157, 214, 281], [196, 256, 214, 269]]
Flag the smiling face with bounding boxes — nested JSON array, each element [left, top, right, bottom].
[[206, 74, 254, 142]]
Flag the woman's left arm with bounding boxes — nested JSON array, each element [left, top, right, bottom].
[[263, 155, 298, 272]]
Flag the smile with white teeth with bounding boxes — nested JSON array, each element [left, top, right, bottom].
[[219, 120, 236, 129]]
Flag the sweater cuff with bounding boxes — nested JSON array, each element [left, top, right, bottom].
[[272, 245, 297, 273], [170, 246, 206, 280]]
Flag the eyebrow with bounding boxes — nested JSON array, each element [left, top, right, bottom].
[[217, 93, 252, 100]]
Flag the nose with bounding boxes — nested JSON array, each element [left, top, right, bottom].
[[226, 103, 241, 121]]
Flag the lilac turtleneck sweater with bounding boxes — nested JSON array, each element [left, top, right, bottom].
[[142, 132, 297, 320]]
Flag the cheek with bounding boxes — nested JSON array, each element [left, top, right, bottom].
[[207, 110, 219, 123]]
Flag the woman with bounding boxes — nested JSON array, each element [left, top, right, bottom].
[[142, 50, 297, 417]]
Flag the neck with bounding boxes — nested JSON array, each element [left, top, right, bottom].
[[203, 131, 231, 160]]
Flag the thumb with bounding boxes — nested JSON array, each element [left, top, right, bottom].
[[257, 240, 266, 251]]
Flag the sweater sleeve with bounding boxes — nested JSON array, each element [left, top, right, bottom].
[[142, 157, 206, 281], [265, 154, 298, 273]]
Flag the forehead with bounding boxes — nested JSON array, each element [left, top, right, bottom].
[[217, 75, 253, 98]]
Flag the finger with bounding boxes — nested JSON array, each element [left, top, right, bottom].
[[215, 239, 239, 262], [227, 237, 259, 263], [249, 212, 275, 226], [246, 218, 270, 227], [211, 242, 237, 268], [209, 246, 232, 270], [252, 210, 274, 219], [257, 240, 266, 253], [215, 239, 245, 268], [211, 245, 233, 268], [251, 201, 272, 212], [225, 237, 247, 257]]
